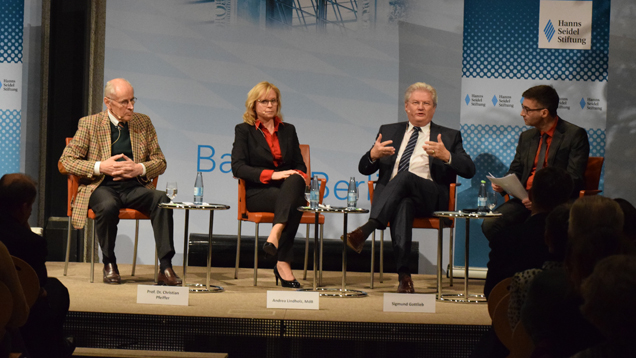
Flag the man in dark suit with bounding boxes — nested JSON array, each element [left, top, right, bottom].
[[60, 78, 180, 286], [343, 82, 476, 293], [482, 85, 589, 241]]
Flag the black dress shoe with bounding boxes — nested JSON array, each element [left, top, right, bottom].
[[398, 275, 415, 293], [273, 266, 301, 288], [103, 263, 121, 284], [263, 242, 278, 258], [341, 227, 366, 254], [158, 267, 183, 286]]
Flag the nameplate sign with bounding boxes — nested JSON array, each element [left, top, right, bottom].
[[137, 285, 189, 306], [383, 293, 436, 313], [267, 291, 319, 310]]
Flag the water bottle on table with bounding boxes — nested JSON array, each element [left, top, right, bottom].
[[477, 179, 488, 213], [347, 177, 358, 209], [194, 172, 204, 205], [310, 176, 319, 209]]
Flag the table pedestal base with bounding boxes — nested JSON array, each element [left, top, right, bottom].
[[187, 283, 224, 293], [299, 287, 367, 298], [439, 293, 486, 303]]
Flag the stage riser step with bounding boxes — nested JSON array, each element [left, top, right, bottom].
[[187, 234, 419, 274]]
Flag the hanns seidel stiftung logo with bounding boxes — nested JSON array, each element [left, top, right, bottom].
[[538, 1, 592, 50]]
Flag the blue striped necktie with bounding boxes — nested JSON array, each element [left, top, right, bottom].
[[398, 126, 421, 173]]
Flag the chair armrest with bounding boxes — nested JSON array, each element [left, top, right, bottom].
[[579, 189, 602, 198], [367, 180, 377, 203], [318, 178, 327, 205]]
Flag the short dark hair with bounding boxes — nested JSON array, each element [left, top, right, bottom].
[[531, 167, 573, 211], [0, 173, 37, 212], [522, 85, 560, 117], [614, 198, 636, 242], [545, 203, 571, 260]]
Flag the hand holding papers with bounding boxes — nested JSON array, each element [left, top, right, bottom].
[[486, 173, 528, 200]]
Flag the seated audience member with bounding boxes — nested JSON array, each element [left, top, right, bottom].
[[507, 203, 570, 329], [614, 198, 636, 243], [0, 174, 73, 358], [0, 241, 29, 358], [483, 166, 573, 298], [521, 196, 635, 357], [573, 254, 636, 358]]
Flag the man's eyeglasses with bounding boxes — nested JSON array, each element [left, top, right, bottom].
[[257, 99, 278, 105], [108, 97, 137, 107], [521, 106, 545, 113]]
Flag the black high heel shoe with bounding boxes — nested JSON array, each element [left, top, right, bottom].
[[263, 242, 278, 258], [274, 265, 301, 288]]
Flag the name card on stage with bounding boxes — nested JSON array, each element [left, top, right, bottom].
[[267, 291, 319, 310], [383, 293, 436, 313], [137, 285, 189, 306]]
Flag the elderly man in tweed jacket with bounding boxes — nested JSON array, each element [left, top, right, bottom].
[[60, 78, 180, 286]]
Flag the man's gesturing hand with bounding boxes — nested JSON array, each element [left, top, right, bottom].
[[370, 134, 395, 161], [423, 134, 451, 163]]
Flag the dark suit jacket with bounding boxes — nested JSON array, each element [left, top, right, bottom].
[[0, 218, 48, 287], [358, 121, 475, 210], [508, 118, 589, 195], [231, 121, 307, 193]]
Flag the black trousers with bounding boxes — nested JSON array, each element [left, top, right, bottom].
[[246, 174, 306, 264], [481, 197, 530, 241], [370, 171, 441, 274], [89, 182, 175, 268]]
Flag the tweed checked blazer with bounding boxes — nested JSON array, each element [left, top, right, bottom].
[[60, 111, 167, 229]]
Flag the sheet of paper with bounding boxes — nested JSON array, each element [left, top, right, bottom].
[[486, 173, 528, 200]]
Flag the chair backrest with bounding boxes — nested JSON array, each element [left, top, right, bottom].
[[11, 256, 40, 308], [61, 137, 159, 217], [488, 276, 513, 318], [584, 156, 604, 191], [493, 293, 513, 349], [238, 144, 320, 220]]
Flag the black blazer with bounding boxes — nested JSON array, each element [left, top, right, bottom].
[[508, 118, 589, 195], [358, 121, 476, 210], [231, 121, 307, 192]]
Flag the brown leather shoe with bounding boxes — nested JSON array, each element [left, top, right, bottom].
[[103, 263, 121, 284], [398, 275, 415, 293], [158, 267, 183, 286], [341, 227, 366, 254]]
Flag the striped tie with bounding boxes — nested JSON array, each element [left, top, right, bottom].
[[397, 127, 421, 173]]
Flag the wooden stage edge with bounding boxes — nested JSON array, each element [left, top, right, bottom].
[[51, 262, 490, 326]]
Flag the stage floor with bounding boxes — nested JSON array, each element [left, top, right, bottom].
[[50, 262, 490, 326]]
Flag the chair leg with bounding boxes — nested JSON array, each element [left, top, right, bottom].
[[254, 224, 259, 286], [303, 224, 310, 280], [154, 247, 159, 283], [370, 230, 375, 289], [235, 221, 242, 279], [64, 217, 72, 276], [380, 230, 384, 283], [131, 219, 140, 276], [449, 226, 454, 287], [90, 219, 96, 283], [319, 224, 324, 286], [436, 227, 443, 297]]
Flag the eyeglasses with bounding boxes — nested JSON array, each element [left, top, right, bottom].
[[108, 97, 137, 107], [521, 106, 545, 113], [257, 99, 278, 105]]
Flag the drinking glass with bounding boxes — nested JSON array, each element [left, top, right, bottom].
[[304, 186, 311, 206], [487, 192, 498, 213], [166, 182, 178, 203]]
